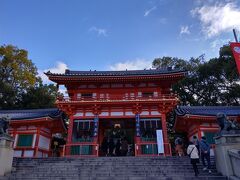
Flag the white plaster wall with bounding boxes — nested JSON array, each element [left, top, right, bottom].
[[140, 111, 149, 115], [151, 111, 160, 115], [38, 135, 50, 150], [99, 112, 109, 116], [125, 111, 135, 116], [13, 150, 22, 157], [111, 112, 124, 116], [74, 112, 83, 117], [85, 112, 94, 116], [24, 150, 34, 157]]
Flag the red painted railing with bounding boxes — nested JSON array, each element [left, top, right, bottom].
[[135, 142, 172, 156], [64, 143, 99, 157], [57, 94, 177, 103]]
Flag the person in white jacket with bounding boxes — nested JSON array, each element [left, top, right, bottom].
[[187, 141, 200, 177]]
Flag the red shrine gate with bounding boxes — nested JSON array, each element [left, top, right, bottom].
[[46, 69, 186, 157]]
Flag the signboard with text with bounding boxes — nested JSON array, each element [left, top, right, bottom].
[[230, 42, 240, 75], [156, 130, 164, 154]]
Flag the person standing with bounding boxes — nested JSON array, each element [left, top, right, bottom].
[[121, 138, 128, 156], [192, 136, 200, 153], [187, 141, 200, 177], [115, 139, 121, 156], [101, 136, 108, 156], [199, 136, 211, 173], [175, 137, 184, 156], [108, 138, 115, 156]]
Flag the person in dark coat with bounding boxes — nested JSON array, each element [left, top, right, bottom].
[[199, 136, 211, 173], [108, 138, 115, 156], [115, 139, 121, 156], [101, 137, 108, 156], [121, 138, 128, 156]]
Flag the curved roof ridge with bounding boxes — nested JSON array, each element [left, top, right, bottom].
[[45, 68, 187, 76], [175, 106, 240, 117], [0, 108, 58, 113], [0, 108, 61, 120]]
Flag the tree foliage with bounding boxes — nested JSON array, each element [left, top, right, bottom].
[[0, 45, 58, 109], [20, 79, 58, 109], [153, 45, 240, 148], [152, 45, 240, 106]]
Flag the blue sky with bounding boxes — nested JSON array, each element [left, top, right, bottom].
[[1, 0, 240, 83]]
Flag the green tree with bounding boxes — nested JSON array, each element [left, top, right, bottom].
[[152, 46, 239, 106], [0, 44, 59, 109], [20, 78, 59, 109], [152, 45, 240, 148], [0, 45, 38, 109]]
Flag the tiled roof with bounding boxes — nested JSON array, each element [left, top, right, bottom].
[[175, 106, 240, 117], [0, 108, 62, 120], [45, 68, 186, 77]]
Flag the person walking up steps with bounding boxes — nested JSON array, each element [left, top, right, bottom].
[[187, 141, 200, 177], [192, 136, 200, 152], [200, 136, 211, 173]]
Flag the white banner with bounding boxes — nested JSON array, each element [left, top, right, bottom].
[[156, 130, 164, 154]]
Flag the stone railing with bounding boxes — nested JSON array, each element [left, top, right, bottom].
[[228, 149, 240, 179]]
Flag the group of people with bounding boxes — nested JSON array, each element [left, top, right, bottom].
[[101, 137, 130, 156], [175, 136, 211, 176], [187, 136, 211, 177]]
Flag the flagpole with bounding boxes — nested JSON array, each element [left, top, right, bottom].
[[233, 29, 238, 42]]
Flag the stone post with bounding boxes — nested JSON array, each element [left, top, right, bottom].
[[0, 135, 14, 176], [214, 134, 240, 177], [228, 149, 240, 178]]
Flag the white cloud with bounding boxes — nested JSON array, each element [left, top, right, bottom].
[[38, 61, 68, 84], [89, 26, 108, 36], [210, 38, 230, 49], [109, 59, 152, 71], [159, 18, 167, 24], [180, 26, 190, 35], [46, 61, 68, 74], [192, 2, 240, 38], [144, 6, 157, 17], [58, 85, 67, 96]]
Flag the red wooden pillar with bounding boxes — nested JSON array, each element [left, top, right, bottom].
[[67, 115, 74, 143], [161, 113, 171, 156], [197, 126, 202, 139], [66, 115, 74, 155], [34, 127, 40, 157]]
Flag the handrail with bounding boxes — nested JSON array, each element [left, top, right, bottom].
[[66, 142, 98, 146], [64, 143, 99, 157], [57, 94, 177, 102], [135, 142, 172, 156]]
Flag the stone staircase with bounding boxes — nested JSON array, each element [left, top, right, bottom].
[[1, 156, 226, 180]]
